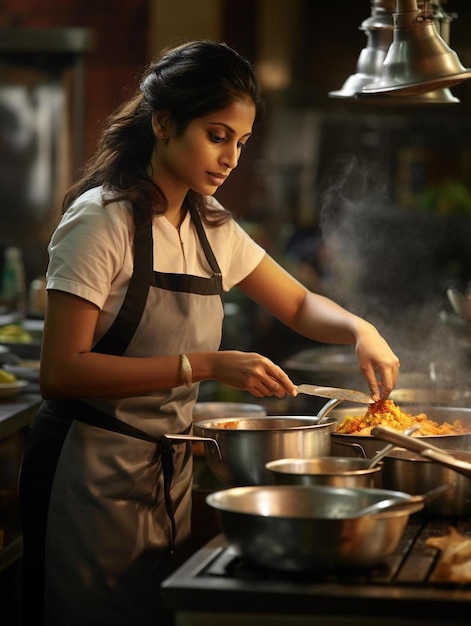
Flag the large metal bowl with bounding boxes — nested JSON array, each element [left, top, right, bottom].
[[192, 416, 336, 486], [330, 405, 471, 458], [265, 457, 382, 488], [382, 448, 471, 516], [206, 485, 419, 572]]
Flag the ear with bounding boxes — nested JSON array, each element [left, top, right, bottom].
[[151, 111, 173, 139]]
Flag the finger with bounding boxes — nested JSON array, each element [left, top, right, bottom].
[[267, 366, 296, 395], [379, 361, 400, 399], [361, 364, 381, 402], [379, 376, 394, 399]]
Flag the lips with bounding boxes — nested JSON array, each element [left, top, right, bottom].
[[207, 172, 227, 186]]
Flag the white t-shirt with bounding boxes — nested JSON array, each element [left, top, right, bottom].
[[46, 187, 265, 341]]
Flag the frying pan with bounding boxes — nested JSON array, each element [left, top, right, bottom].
[[206, 485, 423, 572]]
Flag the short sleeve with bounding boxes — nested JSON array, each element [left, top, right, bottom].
[[46, 188, 133, 310]]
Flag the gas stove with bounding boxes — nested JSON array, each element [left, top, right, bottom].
[[162, 517, 471, 626]]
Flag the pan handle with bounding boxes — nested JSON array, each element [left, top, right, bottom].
[[354, 484, 451, 517], [163, 433, 223, 460], [371, 426, 471, 480]]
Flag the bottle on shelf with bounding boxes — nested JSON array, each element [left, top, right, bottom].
[[1, 246, 26, 316]]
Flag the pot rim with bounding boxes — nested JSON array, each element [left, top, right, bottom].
[[206, 484, 414, 520], [194, 415, 337, 432], [265, 457, 382, 476]]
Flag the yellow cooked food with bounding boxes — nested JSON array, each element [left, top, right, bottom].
[[0, 368, 16, 384], [334, 399, 469, 436]]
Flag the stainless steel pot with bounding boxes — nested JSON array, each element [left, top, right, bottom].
[[166, 415, 336, 487], [264, 430, 411, 489], [381, 449, 471, 517], [330, 405, 471, 458], [206, 485, 419, 572], [265, 456, 382, 488]]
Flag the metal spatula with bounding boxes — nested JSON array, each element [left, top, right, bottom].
[[296, 384, 373, 404]]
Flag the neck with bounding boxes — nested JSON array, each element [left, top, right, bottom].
[[166, 206, 187, 230]]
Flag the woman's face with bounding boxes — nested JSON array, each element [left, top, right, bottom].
[[152, 98, 256, 197]]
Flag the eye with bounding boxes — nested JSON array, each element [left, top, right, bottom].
[[209, 131, 226, 144]]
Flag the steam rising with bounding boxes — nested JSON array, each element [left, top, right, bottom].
[[318, 154, 470, 389]]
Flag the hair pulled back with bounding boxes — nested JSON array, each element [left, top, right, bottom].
[[63, 40, 265, 223]]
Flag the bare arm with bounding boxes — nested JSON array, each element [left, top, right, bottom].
[[40, 290, 296, 400], [40, 290, 183, 398], [237, 255, 400, 400], [41, 254, 399, 402]]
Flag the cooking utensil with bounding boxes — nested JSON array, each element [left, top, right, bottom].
[[296, 383, 373, 404], [165, 415, 336, 487], [265, 425, 419, 489], [353, 484, 450, 517], [265, 456, 382, 488], [0, 380, 28, 398], [366, 424, 420, 468], [191, 402, 267, 459], [330, 405, 471, 458], [382, 448, 471, 516], [206, 485, 416, 572], [371, 425, 471, 480]]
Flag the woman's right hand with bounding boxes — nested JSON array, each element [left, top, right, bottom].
[[209, 350, 297, 398]]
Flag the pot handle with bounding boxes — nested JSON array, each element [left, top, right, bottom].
[[371, 426, 471, 479], [317, 398, 343, 421], [163, 433, 223, 460], [333, 440, 367, 459]]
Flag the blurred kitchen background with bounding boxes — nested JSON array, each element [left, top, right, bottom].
[[2, 0, 471, 402]]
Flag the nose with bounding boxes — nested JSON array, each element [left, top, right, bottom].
[[220, 142, 239, 170]]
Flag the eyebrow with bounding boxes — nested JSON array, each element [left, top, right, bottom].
[[208, 122, 252, 139]]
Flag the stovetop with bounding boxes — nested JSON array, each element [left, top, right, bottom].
[[161, 517, 471, 624]]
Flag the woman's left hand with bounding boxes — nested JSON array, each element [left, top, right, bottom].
[[354, 323, 400, 402]]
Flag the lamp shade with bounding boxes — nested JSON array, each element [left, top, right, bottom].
[[362, 0, 471, 95], [329, 0, 394, 99]]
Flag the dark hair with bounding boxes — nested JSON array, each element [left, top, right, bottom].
[[63, 40, 265, 224]]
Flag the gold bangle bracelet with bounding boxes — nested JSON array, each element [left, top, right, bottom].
[[180, 353, 193, 388]]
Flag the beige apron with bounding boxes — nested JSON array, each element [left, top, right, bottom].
[[19, 205, 224, 626]]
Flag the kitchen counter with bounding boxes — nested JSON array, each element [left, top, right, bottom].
[[0, 389, 41, 572], [161, 518, 471, 626], [0, 391, 41, 439]]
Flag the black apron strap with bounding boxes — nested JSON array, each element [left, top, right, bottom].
[[189, 205, 224, 304], [92, 208, 153, 356]]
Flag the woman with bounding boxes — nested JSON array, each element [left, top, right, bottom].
[[19, 40, 400, 626]]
